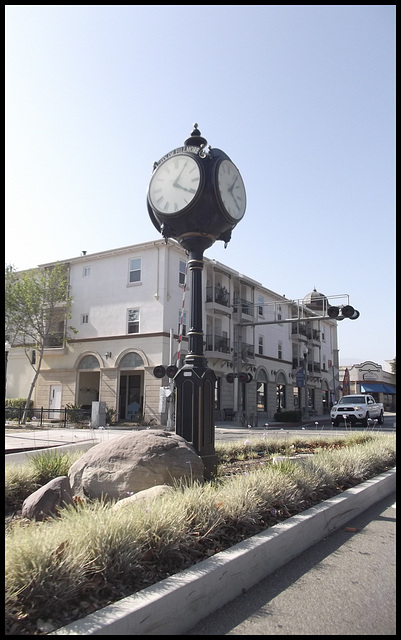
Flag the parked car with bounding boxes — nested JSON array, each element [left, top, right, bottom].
[[330, 394, 384, 428]]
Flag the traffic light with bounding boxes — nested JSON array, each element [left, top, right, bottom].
[[327, 305, 360, 320], [238, 372, 253, 383], [226, 372, 234, 383], [166, 365, 178, 378], [341, 305, 360, 320], [153, 365, 166, 379], [327, 306, 340, 318], [153, 364, 179, 379]]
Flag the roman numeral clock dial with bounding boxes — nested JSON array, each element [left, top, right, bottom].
[[148, 155, 201, 215]]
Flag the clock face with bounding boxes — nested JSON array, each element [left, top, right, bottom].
[[148, 155, 201, 214], [217, 159, 246, 221]]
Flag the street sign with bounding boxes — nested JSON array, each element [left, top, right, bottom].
[[296, 369, 305, 387]]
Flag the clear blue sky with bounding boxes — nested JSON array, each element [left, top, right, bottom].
[[5, 5, 395, 369]]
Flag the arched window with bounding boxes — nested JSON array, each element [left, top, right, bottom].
[[78, 355, 100, 369], [120, 352, 144, 368]]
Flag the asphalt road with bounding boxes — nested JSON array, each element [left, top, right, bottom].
[[5, 413, 396, 453], [184, 492, 396, 635]]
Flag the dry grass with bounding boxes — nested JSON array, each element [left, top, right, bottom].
[[5, 432, 396, 636]]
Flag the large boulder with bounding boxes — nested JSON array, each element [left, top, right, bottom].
[[68, 430, 204, 500], [21, 476, 74, 521], [111, 485, 174, 511]]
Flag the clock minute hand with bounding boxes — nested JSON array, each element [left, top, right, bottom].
[[173, 161, 188, 188], [227, 176, 237, 194]]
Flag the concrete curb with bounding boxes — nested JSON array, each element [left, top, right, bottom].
[[5, 441, 96, 466], [51, 467, 396, 636]]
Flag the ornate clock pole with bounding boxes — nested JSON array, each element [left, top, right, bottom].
[[147, 124, 246, 478]]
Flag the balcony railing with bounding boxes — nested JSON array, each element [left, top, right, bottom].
[[205, 334, 230, 354], [241, 342, 255, 359], [43, 332, 65, 348], [292, 358, 322, 373], [233, 297, 253, 316], [205, 286, 230, 307], [292, 323, 308, 337]]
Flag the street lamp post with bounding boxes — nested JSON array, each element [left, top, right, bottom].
[[5, 341, 11, 398], [147, 125, 246, 478], [303, 346, 308, 419]]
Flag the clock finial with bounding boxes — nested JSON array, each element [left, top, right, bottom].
[[184, 124, 207, 148]]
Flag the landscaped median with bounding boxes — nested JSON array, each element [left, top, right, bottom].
[[5, 432, 396, 636], [50, 468, 396, 636]]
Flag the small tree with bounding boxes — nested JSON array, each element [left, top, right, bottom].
[[5, 262, 77, 423]]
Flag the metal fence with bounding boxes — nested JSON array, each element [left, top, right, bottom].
[[5, 406, 91, 427]]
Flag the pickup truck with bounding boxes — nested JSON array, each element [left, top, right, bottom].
[[330, 394, 384, 428]]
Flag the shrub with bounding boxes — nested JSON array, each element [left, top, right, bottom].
[[27, 450, 74, 485], [106, 406, 116, 424], [5, 398, 34, 421], [5, 398, 34, 408], [273, 410, 302, 422]]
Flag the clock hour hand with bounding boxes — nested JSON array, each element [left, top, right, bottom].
[[174, 183, 196, 194], [227, 176, 237, 194], [227, 176, 240, 210]]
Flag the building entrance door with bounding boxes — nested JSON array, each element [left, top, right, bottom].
[[49, 385, 62, 419], [119, 373, 142, 420]]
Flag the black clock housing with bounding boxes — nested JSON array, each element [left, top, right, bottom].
[[147, 126, 246, 251]]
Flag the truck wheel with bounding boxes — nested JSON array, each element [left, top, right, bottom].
[[362, 412, 370, 428], [378, 411, 384, 425]]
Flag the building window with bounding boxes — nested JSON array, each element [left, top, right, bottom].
[[129, 258, 141, 284], [278, 341, 283, 360], [258, 335, 264, 355], [127, 309, 139, 334], [179, 260, 187, 286], [257, 381, 267, 411], [258, 295, 264, 316], [82, 267, 91, 277], [277, 305, 282, 321], [178, 310, 187, 337], [81, 314, 89, 324], [31, 350, 36, 365], [214, 377, 221, 410], [78, 355, 100, 369], [120, 352, 144, 368], [321, 328, 325, 341], [276, 384, 286, 410]]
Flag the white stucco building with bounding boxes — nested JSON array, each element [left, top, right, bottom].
[[6, 239, 343, 425]]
